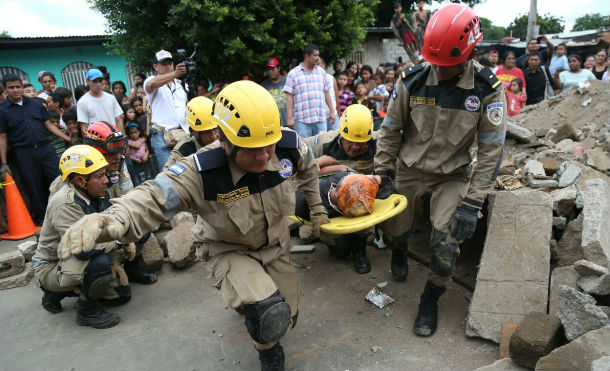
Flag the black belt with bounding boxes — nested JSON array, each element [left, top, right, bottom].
[[16, 140, 50, 149]]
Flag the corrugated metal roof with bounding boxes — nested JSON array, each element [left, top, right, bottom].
[[0, 35, 108, 50]]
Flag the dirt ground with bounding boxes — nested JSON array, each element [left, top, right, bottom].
[[0, 233, 498, 371]]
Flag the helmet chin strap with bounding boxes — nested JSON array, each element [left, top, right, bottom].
[[72, 174, 97, 200], [218, 130, 241, 162]]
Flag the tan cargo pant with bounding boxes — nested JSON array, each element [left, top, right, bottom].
[[381, 162, 469, 287]]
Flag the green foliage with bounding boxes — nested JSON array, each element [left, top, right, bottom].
[[90, 0, 379, 81], [507, 13, 564, 39], [572, 13, 610, 31], [479, 17, 506, 41], [373, 0, 483, 27], [0, 30, 11, 38]]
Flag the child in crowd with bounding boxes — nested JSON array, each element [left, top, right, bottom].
[[385, 68, 395, 83], [378, 97, 390, 118], [336, 71, 355, 117], [23, 83, 37, 98], [385, 79, 394, 96], [549, 43, 569, 76], [126, 123, 154, 184], [122, 104, 137, 124], [354, 82, 368, 105], [506, 78, 527, 117], [368, 73, 390, 112], [62, 108, 82, 145], [47, 111, 69, 157], [360, 65, 376, 92]]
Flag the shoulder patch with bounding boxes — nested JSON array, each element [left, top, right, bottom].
[[177, 140, 197, 157], [478, 67, 501, 89], [194, 147, 227, 172], [277, 128, 298, 149], [401, 63, 424, 81], [168, 163, 186, 175]]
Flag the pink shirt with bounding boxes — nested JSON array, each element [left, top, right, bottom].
[[506, 91, 526, 117], [496, 66, 526, 94], [127, 137, 147, 160]]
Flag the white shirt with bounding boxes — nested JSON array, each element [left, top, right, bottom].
[[144, 76, 188, 133], [76, 92, 123, 126]]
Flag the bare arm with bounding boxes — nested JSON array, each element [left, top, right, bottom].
[[115, 115, 124, 132], [325, 90, 336, 122], [45, 120, 71, 141], [144, 62, 187, 94], [286, 92, 295, 129], [0, 133, 7, 164]]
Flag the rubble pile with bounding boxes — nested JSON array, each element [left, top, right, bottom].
[[469, 79, 610, 370], [0, 240, 35, 290]]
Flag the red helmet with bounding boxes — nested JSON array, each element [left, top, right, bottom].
[[83, 121, 128, 154], [421, 4, 482, 66]]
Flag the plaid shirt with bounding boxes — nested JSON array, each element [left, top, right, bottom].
[[283, 64, 330, 124]]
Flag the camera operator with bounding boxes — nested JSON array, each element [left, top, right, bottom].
[[144, 50, 190, 173]]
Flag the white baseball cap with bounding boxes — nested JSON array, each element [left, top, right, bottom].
[[155, 50, 173, 63]]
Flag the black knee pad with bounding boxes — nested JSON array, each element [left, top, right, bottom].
[[329, 236, 351, 258], [137, 232, 152, 245], [83, 254, 112, 300], [430, 242, 458, 277], [244, 291, 291, 344], [100, 285, 132, 306], [385, 231, 410, 251]]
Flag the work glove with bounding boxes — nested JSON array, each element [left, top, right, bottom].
[[374, 170, 397, 200], [58, 213, 126, 260], [0, 163, 12, 183], [449, 204, 479, 241], [309, 203, 330, 239]]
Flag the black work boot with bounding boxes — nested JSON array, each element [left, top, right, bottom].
[[413, 281, 446, 337], [41, 290, 68, 314], [124, 256, 157, 284], [76, 298, 120, 329], [390, 248, 408, 281], [350, 234, 371, 274], [258, 343, 285, 371]]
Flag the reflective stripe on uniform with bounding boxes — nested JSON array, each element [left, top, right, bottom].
[[150, 175, 181, 219], [477, 131, 506, 145]]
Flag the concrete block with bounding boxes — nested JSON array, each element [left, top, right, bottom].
[[0, 251, 25, 279], [466, 190, 552, 343], [17, 241, 37, 261], [549, 267, 579, 317], [0, 263, 33, 290], [557, 285, 610, 341], [525, 160, 546, 176], [509, 312, 565, 369], [139, 234, 164, 272], [553, 217, 567, 230], [474, 358, 530, 371], [539, 157, 559, 175], [578, 274, 610, 296], [585, 148, 610, 172], [536, 326, 610, 371], [550, 186, 577, 216], [581, 179, 610, 267], [507, 120, 537, 143], [593, 356, 610, 371], [165, 220, 196, 269], [558, 213, 585, 267], [499, 323, 517, 359], [558, 163, 582, 188], [573, 260, 609, 276]]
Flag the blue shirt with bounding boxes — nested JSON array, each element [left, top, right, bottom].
[[0, 97, 51, 147], [559, 69, 596, 92], [549, 55, 569, 75]]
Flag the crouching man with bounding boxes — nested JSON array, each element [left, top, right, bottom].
[[33, 145, 134, 328]]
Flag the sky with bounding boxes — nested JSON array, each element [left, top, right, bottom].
[[0, 0, 608, 38]]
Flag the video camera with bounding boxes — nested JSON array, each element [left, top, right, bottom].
[[177, 43, 198, 99]]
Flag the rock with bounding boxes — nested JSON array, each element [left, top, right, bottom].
[[299, 225, 315, 244], [287, 219, 301, 232], [290, 244, 316, 253], [600, 307, 610, 318], [582, 137, 598, 150], [525, 160, 546, 176], [539, 157, 560, 175], [0, 251, 25, 279], [573, 260, 609, 277], [507, 121, 537, 143], [474, 358, 531, 371], [371, 346, 381, 353], [557, 285, 610, 341], [586, 148, 610, 172], [553, 217, 567, 230], [558, 213, 585, 266], [550, 123, 578, 144], [170, 211, 194, 228], [527, 174, 559, 189], [593, 356, 610, 371], [17, 241, 37, 261], [550, 186, 577, 216], [559, 163, 583, 188], [536, 326, 610, 371], [556, 139, 577, 154], [0, 263, 33, 290], [578, 274, 610, 296], [466, 190, 552, 343], [165, 220, 196, 269], [549, 267, 580, 317], [581, 179, 610, 267], [576, 191, 585, 209], [139, 234, 164, 272], [153, 228, 171, 255], [550, 239, 559, 261], [509, 312, 565, 369], [499, 323, 517, 358], [515, 152, 528, 165]]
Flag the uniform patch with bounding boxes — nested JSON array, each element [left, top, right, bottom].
[[217, 186, 250, 204], [487, 102, 504, 126], [279, 158, 293, 178], [356, 160, 373, 167], [108, 174, 119, 184], [168, 164, 186, 175], [464, 95, 481, 112], [409, 96, 435, 106], [391, 87, 397, 100]]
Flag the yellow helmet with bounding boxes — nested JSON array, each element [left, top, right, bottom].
[[339, 104, 373, 143], [185, 96, 217, 132], [59, 145, 109, 181], [211, 80, 281, 148]]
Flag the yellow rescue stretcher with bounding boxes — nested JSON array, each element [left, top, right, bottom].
[[289, 194, 407, 235]]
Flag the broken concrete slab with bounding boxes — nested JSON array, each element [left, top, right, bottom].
[[509, 312, 565, 369], [527, 174, 559, 189], [550, 186, 577, 217], [549, 267, 580, 317], [578, 274, 610, 296], [581, 179, 610, 267], [17, 241, 37, 261], [559, 163, 583, 188], [573, 260, 609, 277], [553, 217, 567, 230], [0, 251, 25, 279], [558, 213, 585, 267], [539, 157, 559, 175], [585, 148, 610, 173], [536, 326, 610, 371], [557, 285, 610, 341], [593, 356, 610, 371], [0, 263, 33, 290], [507, 121, 537, 144], [165, 220, 196, 269], [139, 233, 164, 272], [474, 358, 530, 371], [466, 190, 552, 343], [525, 160, 546, 176]]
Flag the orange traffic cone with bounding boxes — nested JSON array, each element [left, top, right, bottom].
[[1, 173, 41, 240]]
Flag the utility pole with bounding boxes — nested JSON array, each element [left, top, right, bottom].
[[526, 0, 537, 41]]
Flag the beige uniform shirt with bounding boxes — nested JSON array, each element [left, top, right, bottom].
[[100, 129, 322, 262], [375, 60, 507, 206], [163, 136, 204, 171], [303, 130, 378, 175]]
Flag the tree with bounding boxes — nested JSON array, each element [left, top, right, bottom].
[[507, 13, 564, 39], [572, 13, 610, 31], [90, 0, 379, 81], [373, 0, 483, 28], [0, 30, 11, 38], [479, 17, 506, 41]]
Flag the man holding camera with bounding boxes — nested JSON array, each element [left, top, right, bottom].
[[144, 50, 190, 172]]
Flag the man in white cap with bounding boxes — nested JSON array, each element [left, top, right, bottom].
[[144, 50, 189, 172]]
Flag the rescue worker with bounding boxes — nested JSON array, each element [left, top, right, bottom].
[[32, 145, 134, 328], [57, 81, 328, 371], [374, 4, 506, 337], [82, 121, 157, 284], [302, 104, 377, 273]]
